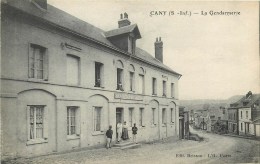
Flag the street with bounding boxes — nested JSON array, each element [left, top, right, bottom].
[[4, 128, 260, 164]]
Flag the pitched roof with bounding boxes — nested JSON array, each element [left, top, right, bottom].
[[3, 0, 180, 76], [229, 94, 260, 109], [104, 24, 141, 39]]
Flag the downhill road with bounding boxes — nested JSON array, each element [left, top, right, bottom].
[[4, 128, 260, 164]]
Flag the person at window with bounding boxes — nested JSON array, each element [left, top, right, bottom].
[[122, 121, 129, 140], [106, 125, 113, 149], [116, 121, 123, 142], [132, 123, 138, 144]]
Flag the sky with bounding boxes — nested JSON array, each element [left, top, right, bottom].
[[48, 0, 259, 100]]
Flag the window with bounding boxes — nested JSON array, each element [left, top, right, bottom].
[[241, 111, 242, 118], [94, 107, 102, 131], [170, 108, 174, 123], [139, 108, 144, 126], [171, 83, 175, 97], [129, 72, 134, 91], [152, 78, 157, 95], [139, 74, 144, 94], [246, 111, 248, 119], [223, 109, 225, 114], [152, 108, 156, 125], [162, 108, 166, 124], [234, 113, 236, 120], [241, 123, 243, 130], [66, 55, 79, 85], [163, 81, 166, 96], [129, 108, 134, 127], [95, 62, 103, 87], [117, 68, 124, 91], [29, 44, 48, 80], [67, 107, 77, 135], [28, 106, 44, 139]]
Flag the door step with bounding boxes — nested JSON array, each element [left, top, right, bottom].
[[113, 141, 141, 150]]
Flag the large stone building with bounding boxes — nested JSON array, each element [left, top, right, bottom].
[[1, 0, 181, 159]]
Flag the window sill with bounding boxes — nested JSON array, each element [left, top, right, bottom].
[[162, 124, 167, 127], [67, 134, 80, 141], [92, 131, 105, 136], [151, 124, 157, 128], [26, 138, 48, 145], [152, 94, 157, 96], [170, 122, 175, 125], [139, 125, 146, 129], [28, 78, 48, 83]]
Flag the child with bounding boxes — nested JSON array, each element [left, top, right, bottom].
[[106, 125, 113, 149], [132, 123, 138, 143]]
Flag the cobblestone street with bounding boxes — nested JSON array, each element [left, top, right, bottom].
[[3, 129, 260, 164]]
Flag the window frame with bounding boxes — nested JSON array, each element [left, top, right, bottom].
[[162, 80, 166, 97], [67, 106, 80, 139], [129, 108, 134, 127], [27, 105, 48, 145], [28, 43, 48, 80], [117, 68, 124, 91], [171, 83, 175, 98], [94, 62, 104, 88], [152, 78, 157, 95], [93, 107, 102, 132], [162, 108, 166, 125], [139, 108, 144, 127], [152, 108, 156, 125], [66, 54, 80, 86]]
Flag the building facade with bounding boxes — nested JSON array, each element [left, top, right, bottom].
[[227, 107, 239, 134], [1, 0, 181, 159], [228, 91, 260, 136]]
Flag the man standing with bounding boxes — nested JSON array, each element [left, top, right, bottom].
[[132, 123, 138, 144], [106, 125, 113, 149], [116, 121, 123, 142]]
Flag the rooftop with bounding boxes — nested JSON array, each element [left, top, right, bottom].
[[3, 0, 181, 76]]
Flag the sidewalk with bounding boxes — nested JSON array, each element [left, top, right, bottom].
[[222, 133, 260, 141]]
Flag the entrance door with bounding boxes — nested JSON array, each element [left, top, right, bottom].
[[116, 108, 123, 139], [179, 118, 184, 139], [116, 108, 123, 124]]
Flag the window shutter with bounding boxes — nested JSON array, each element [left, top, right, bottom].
[[43, 106, 49, 139], [28, 44, 33, 78], [27, 106, 31, 140], [76, 108, 81, 135], [43, 49, 49, 80]]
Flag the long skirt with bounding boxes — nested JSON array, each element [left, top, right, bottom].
[[122, 128, 129, 140]]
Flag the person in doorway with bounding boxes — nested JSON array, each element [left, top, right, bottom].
[[132, 123, 138, 144], [116, 121, 123, 142], [122, 121, 129, 140], [106, 125, 113, 149]]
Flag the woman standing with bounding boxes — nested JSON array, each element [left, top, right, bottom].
[[122, 121, 129, 140]]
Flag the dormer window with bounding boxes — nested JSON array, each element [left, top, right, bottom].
[[104, 13, 141, 54]]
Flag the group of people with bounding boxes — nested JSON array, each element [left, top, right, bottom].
[[105, 121, 138, 149]]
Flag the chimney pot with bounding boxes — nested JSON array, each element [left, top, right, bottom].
[[154, 37, 163, 63], [118, 13, 131, 28]]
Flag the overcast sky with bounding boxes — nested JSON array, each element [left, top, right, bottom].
[[48, 0, 259, 100]]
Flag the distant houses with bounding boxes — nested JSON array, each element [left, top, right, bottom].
[[228, 91, 260, 137]]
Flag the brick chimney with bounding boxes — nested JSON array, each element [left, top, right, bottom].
[[154, 37, 163, 62], [118, 13, 131, 28]]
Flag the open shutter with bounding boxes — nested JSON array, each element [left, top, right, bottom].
[[43, 106, 48, 140], [27, 106, 31, 141], [43, 48, 49, 80], [76, 108, 81, 135], [28, 44, 33, 78]]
